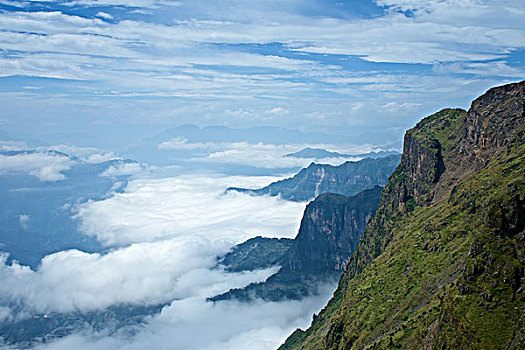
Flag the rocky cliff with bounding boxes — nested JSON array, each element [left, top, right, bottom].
[[280, 81, 524, 350], [284, 187, 380, 274], [227, 155, 400, 202], [211, 186, 382, 302]]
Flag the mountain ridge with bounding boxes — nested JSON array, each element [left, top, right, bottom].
[[227, 155, 400, 202], [283, 147, 350, 159], [279, 81, 524, 349], [283, 148, 399, 160]]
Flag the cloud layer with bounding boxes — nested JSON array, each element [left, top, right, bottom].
[[75, 175, 306, 246], [0, 172, 329, 349], [159, 139, 367, 169], [33, 287, 336, 350], [0, 174, 306, 312], [0, 241, 278, 313]]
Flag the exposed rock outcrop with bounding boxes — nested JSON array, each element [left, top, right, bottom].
[[284, 187, 380, 274]]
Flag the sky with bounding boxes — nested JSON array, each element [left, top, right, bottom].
[[1, 0, 523, 150]]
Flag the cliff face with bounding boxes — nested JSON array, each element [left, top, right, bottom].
[[280, 81, 524, 350], [285, 187, 381, 273], [210, 186, 382, 302], [227, 155, 400, 202]]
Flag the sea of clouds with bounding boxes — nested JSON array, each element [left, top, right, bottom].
[[0, 171, 336, 349]]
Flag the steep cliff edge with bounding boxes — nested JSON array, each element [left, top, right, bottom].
[[211, 186, 382, 301], [283, 187, 380, 274], [280, 81, 524, 349]]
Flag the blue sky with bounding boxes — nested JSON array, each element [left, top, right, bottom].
[[1, 0, 523, 149]]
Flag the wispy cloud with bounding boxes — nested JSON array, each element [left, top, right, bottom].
[[1, 0, 522, 142], [18, 214, 30, 230]]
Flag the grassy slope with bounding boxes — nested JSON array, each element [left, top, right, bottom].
[[280, 109, 524, 349], [218, 236, 294, 273]]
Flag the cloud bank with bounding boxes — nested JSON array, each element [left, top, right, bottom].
[[0, 173, 330, 350], [33, 286, 335, 350], [0, 242, 278, 313], [75, 175, 306, 246]]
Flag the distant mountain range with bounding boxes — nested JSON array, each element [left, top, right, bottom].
[[122, 125, 401, 173], [227, 155, 400, 201], [283, 148, 349, 159], [283, 147, 398, 160]]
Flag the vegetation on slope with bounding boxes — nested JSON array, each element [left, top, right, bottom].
[[218, 236, 294, 273], [280, 81, 524, 349]]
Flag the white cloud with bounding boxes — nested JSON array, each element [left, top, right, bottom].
[[382, 101, 421, 113], [18, 214, 30, 230], [266, 107, 290, 116], [0, 241, 278, 314], [0, 146, 127, 181], [100, 162, 145, 177], [75, 175, 306, 246], [64, 0, 183, 8], [33, 285, 335, 350], [1, 1, 522, 91], [0, 172, 339, 350], [433, 60, 525, 78], [158, 137, 217, 150], [0, 152, 74, 181], [85, 153, 119, 164], [95, 12, 113, 20]]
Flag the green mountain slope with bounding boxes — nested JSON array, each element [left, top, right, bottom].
[[279, 81, 524, 350], [218, 236, 294, 273]]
